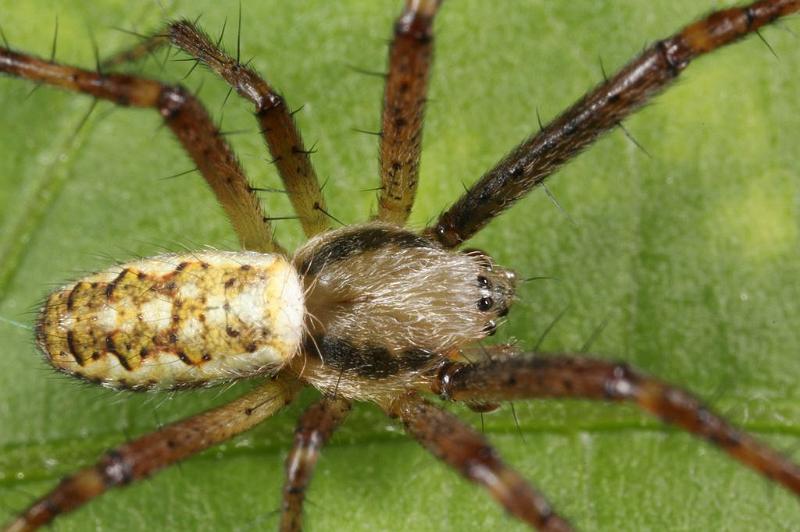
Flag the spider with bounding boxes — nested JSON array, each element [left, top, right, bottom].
[[1, 0, 800, 528]]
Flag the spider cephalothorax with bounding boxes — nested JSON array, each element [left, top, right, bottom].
[[2, 1, 800, 531], [294, 223, 517, 401]]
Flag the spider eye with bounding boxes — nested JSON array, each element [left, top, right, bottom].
[[478, 296, 493, 311], [477, 275, 491, 289]]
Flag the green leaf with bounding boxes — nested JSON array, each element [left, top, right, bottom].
[[1, 1, 799, 530]]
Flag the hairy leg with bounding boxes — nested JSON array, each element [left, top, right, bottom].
[[280, 396, 351, 532], [425, 0, 800, 247], [432, 356, 800, 497], [386, 392, 572, 532], [4, 375, 300, 532], [376, 0, 442, 225], [104, 19, 330, 237], [0, 46, 283, 253]]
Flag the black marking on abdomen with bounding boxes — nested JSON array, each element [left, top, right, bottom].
[[105, 335, 132, 371], [66, 330, 85, 366], [105, 268, 131, 300], [305, 336, 435, 378], [66, 282, 90, 311]]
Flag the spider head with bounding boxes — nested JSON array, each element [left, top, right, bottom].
[[462, 248, 518, 334]]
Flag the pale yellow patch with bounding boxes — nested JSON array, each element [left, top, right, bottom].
[[230, 280, 269, 325], [178, 282, 201, 299], [139, 298, 172, 330], [709, 177, 796, 261], [269, 265, 305, 350], [204, 293, 228, 327], [180, 317, 204, 341], [95, 305, 118, 331]]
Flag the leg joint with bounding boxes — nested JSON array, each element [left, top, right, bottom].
[[656, 39, 687, 77], [158, 85, 190, 120], [98, 450, 134, 487], [432, 361, 465, 399], [603, 362, 638, 399], [255, 92, 285, 116]]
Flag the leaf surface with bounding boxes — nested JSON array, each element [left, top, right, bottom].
[[0, 1, 799, 530]]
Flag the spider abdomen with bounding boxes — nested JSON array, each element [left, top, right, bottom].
[[36, 251, 304, 390]]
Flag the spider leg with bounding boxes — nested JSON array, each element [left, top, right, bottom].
[[376, 0, 442, 225], [0, 46, 283, 254], [432, 355, 800, 498], [3, 375, 300, 532], [104, 19, 330, 238], [424, 0, 800, 248], [279, 396, 351, 532], [385, 392, 572, 532], [100, 31, 168, 69]]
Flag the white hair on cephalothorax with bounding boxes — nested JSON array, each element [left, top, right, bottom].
[[321, 246, 486, 352]]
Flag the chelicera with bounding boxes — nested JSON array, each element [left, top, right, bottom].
[[1, 1, 799, 530]]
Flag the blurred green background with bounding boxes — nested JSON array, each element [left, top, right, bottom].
[[0, 1, 799, 530]]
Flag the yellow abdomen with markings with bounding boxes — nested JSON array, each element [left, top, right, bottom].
[[36, 252, 305, 390]]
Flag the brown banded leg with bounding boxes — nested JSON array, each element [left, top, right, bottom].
[[4, 376, 300, 532], [104, 20, 330, 237], [376, 0, 442, 225], [0, 47, 282, 254], [433, 355, 800, 497], [280, 396, 351, 532], [425, 0, 800, 248], [385, 392, 572, 532]]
